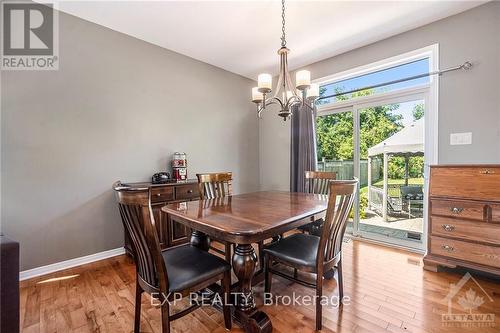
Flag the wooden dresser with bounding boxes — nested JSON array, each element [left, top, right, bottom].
[[113, 180, 200, 256], [423, 165, 500, 275]]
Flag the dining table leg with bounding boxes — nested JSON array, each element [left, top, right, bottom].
[[190, 230, 210, 251], [232, 244, 272, 333]]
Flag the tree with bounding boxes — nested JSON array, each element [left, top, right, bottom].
[[412, 103, 424, 121], [316, 88, 403, 161]]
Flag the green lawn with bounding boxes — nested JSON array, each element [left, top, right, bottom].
[[360, 177, 423, 196], [373, 177, 424, 186]]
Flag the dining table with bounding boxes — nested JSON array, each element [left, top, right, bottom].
[[161, 190, 328, 333]]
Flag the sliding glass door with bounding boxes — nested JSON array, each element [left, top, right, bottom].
[[316, 96, 427, 250]]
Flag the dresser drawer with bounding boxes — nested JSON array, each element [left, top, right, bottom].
[[151, 186, 174, 203], [430, 236, 500, 268], [175, 184, 199, 201], [431, 216, 500, 245], [431, 199, 486, 221], [430, 166, 500, 201]]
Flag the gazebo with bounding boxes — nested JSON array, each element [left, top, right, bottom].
[[367, 118, 424, 221]]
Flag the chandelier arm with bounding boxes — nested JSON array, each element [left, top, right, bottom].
[[270, 96, 285, 110], [282, 48, 300, 100], [272, 70, 284, 100], [258, 99, 279, 118]]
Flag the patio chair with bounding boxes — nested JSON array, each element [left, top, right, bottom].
[[401, 185, 424, 218]]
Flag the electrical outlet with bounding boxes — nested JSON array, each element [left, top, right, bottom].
[[450, 132, 472, 145]]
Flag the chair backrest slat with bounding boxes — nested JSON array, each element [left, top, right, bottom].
[[197, 172, 233, 200], [118, 203, 157, 286], [317, 179, 357, 267], [115, 188, 169, 292], [304, 171, 337, 195]]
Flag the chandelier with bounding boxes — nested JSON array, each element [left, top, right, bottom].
[[251, 0, 319, 120]]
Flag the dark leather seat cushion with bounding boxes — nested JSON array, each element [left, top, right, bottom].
[[162, 245, 230, 292], [264, 233, 319, 268]]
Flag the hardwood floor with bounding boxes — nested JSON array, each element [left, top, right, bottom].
[[20, 240, 500, 333]]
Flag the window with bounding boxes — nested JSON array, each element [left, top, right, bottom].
[[312, 45, 439, 251], [318, 58, 430, 105]]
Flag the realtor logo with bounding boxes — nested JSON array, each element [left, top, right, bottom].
[[1, 1, 58, 70], [442, 272, 495, 328]]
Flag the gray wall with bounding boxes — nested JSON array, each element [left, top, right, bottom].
[[260, 2, 500, 190], [1, 12, 259, 270]]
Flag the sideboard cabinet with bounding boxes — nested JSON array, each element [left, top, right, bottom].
[[423, 165, 500, 276], [113, 180, 200, 255]]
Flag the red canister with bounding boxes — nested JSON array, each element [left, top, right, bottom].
[[172, 152, 187, 180]]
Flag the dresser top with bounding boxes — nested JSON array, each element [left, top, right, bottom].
[[431, 164, 500, 168], [113, 179, 198, 192]]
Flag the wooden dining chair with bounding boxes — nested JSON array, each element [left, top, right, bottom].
[[298, 171, 337, 235], [264, 179, 357, 331], [196, 172, 234, 262], [116, 187, 232, 333]]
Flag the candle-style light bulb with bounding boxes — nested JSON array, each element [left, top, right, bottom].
[[307, 83, 320, 100], [296, 70, 311, 90], [252, 87, 263, 103], [257, 74, 272, 93]]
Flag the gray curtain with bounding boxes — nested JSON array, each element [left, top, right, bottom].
[[290, 104, 318, 192]]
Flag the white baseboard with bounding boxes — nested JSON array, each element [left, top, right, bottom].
[[20, 247, 126, 281]]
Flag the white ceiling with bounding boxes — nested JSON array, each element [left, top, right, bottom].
[[54, 0, 486, 80]]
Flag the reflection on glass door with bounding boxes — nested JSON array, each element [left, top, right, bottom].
[[357, 100, 425, 247]]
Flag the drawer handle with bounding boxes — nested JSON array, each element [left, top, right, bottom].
[[441, 245, 454, 252], [442, 224, 455, 232], [187, 190, 193, 194], [450, 207, 463, 214], [479, 169, 495, 175], [156, 193, 162, 197]]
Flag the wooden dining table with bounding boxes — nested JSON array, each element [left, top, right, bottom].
[[161, 190, 328, 333]]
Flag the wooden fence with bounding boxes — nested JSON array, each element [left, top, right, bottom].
[[317, 159, 382, 186]]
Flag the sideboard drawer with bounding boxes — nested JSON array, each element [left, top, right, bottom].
[[175, 184, 199, 201], [431, 199, 486, 221], [431, 216, 500, 245], [430, 236, 500, 268], [151, 186, 174, 203]]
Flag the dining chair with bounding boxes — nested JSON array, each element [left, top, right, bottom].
[[264, 179, 357, 331], [196, 172, 234, 262], [298, 171, 337, 235], [117, 187, 232, 333]]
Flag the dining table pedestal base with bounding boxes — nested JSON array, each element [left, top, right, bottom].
[[232, 244, 272, 333]]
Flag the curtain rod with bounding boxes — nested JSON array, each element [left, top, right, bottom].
[[317, 61, 472, 101]]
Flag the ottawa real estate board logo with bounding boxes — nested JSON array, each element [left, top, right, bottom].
[[1, 1, 58, 70], [442, 272, 495, 328]]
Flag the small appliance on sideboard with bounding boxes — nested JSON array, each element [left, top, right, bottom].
[[151, 172, 171, 184], [172, 152, 187, 181]]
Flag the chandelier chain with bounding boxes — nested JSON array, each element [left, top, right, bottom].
[[281, 0, 286, 47]]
